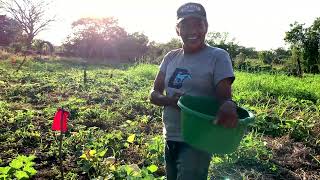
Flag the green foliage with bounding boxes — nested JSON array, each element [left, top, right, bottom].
[[234, 58, 274, 73], [0, 50, 12, 60], [0, 155, 37, 180], [0, 15, 22, 47], [114, 164, 163, 179], [143, 38, 182, 64], [0, 58, 319, 179], [31, 39, 54, 54], [234, 72, 320, 144], [63, 17, 150, 61], [127, 134, 136, 143], [208, 132, 275, 180], [258, 51, 274, 64], [285, 18, 320, 74], [282, 46, 303, 76], [147, 165, 158, 173], [1, 0, 55, 49], [144, 30, 255, 63], [273, 47, 291, 64], [206, 31, 258, 59], [211, 131, 271, 166]]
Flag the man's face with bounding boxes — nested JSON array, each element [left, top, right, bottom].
[[176, 17, 208, 52]]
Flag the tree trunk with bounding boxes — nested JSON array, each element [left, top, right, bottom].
[[297, 54, 303, 77], [26, 34, 34, 50]]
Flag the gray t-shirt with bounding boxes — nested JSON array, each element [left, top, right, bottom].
[[159, 45, 235, 142]]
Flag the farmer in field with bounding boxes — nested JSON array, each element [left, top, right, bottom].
[[149, 2, 238, 180]]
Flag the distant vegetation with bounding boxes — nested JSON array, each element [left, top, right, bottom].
[[285, 18, 320, 74], [1, 0, 319, 75]]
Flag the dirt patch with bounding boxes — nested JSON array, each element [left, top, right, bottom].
[[264, 135, 320, 179]]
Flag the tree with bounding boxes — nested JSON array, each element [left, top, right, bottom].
[[273, 47, 290, 63], [304, 18, 320, 73], [64, 17, 152, 61], [206, 32, 235, 45], [285, 18, 320, 74], [284, 22, 304, 75], [206, 31, 258, 59], [0, 15, 22, 46], [238, 46, 258, 59], [258, 50, 273, 65], [289, 46, 303, 77], [64, 17, 127, 59], [32, 39, 53, 55], [206, 31, 238, 58], [234, 52, 247, 69], [1, 0, 55, 49], [117, 32, 149, 60], [156, 38, 181, 55]]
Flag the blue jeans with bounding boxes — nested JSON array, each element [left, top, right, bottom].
[[165, 141, 212, 180]]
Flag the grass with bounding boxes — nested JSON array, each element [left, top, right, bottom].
[[0, 56, 319, 179]]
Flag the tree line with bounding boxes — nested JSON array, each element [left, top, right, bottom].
[[0, 0, 319, 74], [285, 18, 320, 74]]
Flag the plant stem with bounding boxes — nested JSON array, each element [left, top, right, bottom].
[[59, 107, 64, 180], [16, 55, 27, 72]]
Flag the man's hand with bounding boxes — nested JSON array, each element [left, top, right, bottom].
[[149, 70, 185, 108], [214, 100, 238, 128], [169, 91, 184, 109]]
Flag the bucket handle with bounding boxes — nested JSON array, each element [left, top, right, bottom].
[[212, 110, 254, 126], [178, 100, 254, 127]]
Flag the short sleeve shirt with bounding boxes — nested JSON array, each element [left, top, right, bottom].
[[159, 45, 235, 141]]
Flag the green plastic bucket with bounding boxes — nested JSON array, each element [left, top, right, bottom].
[[177, 95, 254, 154]]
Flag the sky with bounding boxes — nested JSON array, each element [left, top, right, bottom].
[[34, 0, 320, 50]]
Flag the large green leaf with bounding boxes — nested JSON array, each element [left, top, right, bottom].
[[147, 165, 158, 173], [0, 174, 8, 179], [127, 164, 141, 177], [16, 155, 28, 163], [26, 155, 36, 162], [23, 166, 37, 176], [127, 134, 136, 143], [98, 150, 107, 157], [15, 170, 29, 180], [89, 150, 96, 157], [0, 166, 11, 174], [25, 162, 35, 167], [9, 159, 23, 169]]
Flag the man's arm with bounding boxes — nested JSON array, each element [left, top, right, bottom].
[[215, 77, 233, 103], [215, 77, 238, 128], [150, 71, 180, 107]]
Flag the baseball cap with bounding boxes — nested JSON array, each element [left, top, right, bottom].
[[177, 2, 207, 24]]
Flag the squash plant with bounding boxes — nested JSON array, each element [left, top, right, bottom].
[[0, 155, 37, 180]]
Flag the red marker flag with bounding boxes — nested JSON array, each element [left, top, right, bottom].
[[52, 108, 69, 132]]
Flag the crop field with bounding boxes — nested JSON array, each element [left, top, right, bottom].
[[0, 57, 319, 180]]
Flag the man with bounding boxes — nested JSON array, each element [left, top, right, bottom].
[[150, 2, 238, 180]]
